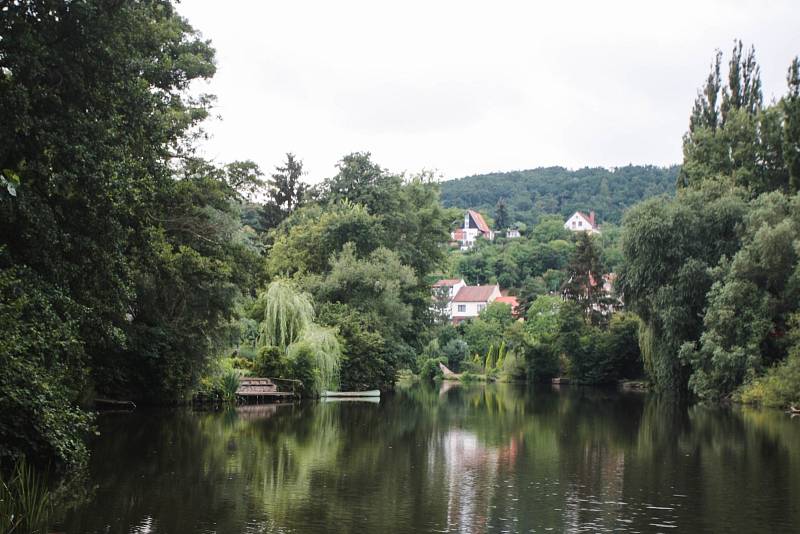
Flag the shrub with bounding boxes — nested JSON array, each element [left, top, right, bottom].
[[216, 371, 241, 403], [418, 357, 446, 381], [254, 345, 287, 377], [500, 350, 526, 381], [738, 352, 800, 407], [524, 342, 559, 382]]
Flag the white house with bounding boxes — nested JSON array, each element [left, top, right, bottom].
[[451, 284, 501, 324], [451, 210, 494, 250], [564, 211, 600, 235], [505, 228, 521, 239]]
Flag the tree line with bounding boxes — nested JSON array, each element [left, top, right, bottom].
[[440, 164, 679, 229]]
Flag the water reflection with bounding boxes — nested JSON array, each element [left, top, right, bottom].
[[54, 384, 800, 533]]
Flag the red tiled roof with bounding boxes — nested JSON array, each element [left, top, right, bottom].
[[433, 278, 463, 287], [452, 228, 465, 240], [453, 285, 498, 303], [468, 209, 491, 235]]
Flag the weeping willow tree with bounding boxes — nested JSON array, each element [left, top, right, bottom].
[[287, 325, 342, 395], [255, 280, 341, 395], [256, 280, 315, 351]]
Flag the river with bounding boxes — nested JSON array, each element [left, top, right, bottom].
[[52, 382, 800, 533]]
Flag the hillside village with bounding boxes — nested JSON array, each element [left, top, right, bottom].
[[437, 208, 614, 323]]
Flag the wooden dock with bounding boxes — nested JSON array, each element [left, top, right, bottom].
[[236, 377, 299, 403]]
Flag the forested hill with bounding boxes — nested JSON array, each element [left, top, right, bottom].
[[440, 165, 680, 226]]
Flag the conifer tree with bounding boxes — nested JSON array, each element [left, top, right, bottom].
[[785, 58, 800, 193], [495, 198, 509, 230], [561, 233, 613, 325]]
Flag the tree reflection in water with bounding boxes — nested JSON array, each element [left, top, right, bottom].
[[54, 383, 800, 533]]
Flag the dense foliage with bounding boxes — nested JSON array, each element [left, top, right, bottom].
[[0, 1, 261, 467], [418, 230, 642, 387], [440, 165, 679, 228], [620, 42, 800, 405], [260, 153, 452, 391]]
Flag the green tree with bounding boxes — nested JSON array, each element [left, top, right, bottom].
[[267, 202, 382, 276], [524, 295, 562, 343], [262, 153, 307, 229], [310, 243, 417, 338], [784, 58, 800, 193], [618, 185, 748, 393], [0, 0, 251, 464], [680, 192, 800, 400], [561, 233, 611, 325], [252, 281, 341, 395], [495, 198, 509, 229]]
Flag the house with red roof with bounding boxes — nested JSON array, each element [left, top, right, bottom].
[[451, 284, 501, 324], [564, 211, 601, 235], [451, 210, 494, 250]]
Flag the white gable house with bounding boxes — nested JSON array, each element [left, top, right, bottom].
[[564, 211, 600, 235], [452, 210, 494, 250]]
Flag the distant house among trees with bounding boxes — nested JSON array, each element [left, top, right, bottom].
[[505, 228, 521, 238], [451, 210, 494, 250], [564, 211, 600, 235], [451, 284, 501, 323], [431, 279, 503, 323]]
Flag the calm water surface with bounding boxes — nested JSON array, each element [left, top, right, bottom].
[[54, 383, 800, 533]]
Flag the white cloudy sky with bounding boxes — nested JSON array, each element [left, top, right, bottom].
[[177, 0, 800, 183]]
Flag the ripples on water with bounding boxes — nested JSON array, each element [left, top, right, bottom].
[[53, 383, 800, 533]]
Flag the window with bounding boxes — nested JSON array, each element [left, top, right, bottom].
[[477, 303, 486, 312], [457, 304, 466, 313], [578, 220, 583, 226]]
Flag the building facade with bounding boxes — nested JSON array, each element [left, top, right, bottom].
[[452, 210, 494, 250], [564, 211, 600, 235], [450, 284, 501, 323]]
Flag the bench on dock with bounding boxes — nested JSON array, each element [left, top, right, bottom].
[[236, 377, 298, 402]]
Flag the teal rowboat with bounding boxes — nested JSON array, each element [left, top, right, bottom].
[[322, 390, 380, 398]]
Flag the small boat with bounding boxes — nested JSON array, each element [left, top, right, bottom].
[[321, 390, 380, 398], [322, 396, 380, 404]]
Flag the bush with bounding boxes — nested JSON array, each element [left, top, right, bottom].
[[418, 357, 446, 381], [738, 352, 800, 407], [254, 345, 287, 377], [524, 342, 560, 382], [441, 339, 469, 372], [217, 371, 241, 403], [500, 350, 526, 381]]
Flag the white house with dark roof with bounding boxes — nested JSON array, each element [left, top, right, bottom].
[[450, 284, 501, 323], [451, 210, 494, 250], [564, 211, 600, 235]]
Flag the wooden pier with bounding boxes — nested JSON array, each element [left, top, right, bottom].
[[236, 377, 300, 403]]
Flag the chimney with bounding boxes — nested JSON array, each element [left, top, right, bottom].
[[589, 211, 596, 227]]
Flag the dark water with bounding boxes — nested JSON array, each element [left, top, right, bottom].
[[54, 383, 800, 533]]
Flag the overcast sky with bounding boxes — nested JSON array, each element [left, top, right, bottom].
[[177, 0, 800, 183]]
